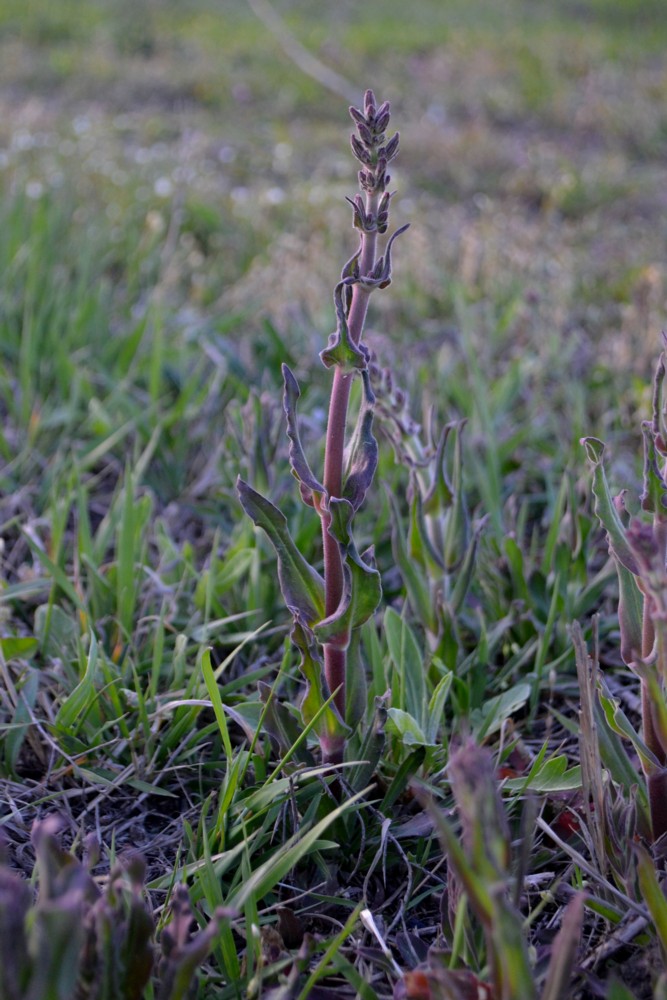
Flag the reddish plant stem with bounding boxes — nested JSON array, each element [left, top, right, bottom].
[[321, 194, 379, 746]]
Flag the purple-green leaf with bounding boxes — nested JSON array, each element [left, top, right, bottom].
[[319, 282, 368, 373], [237, 478, 325, 625], [314, 498, 382, 646], [282, 364, 325, 507]]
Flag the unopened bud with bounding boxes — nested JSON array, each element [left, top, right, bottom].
[[384, 133, 400, 161]]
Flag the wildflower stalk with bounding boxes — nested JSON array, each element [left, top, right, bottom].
[[321, 179, 380, 734], [237, 90, 407, 767]]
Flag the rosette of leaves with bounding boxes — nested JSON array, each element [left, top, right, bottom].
[[582, 347, 667, 842], [237, 90, 408, 765]]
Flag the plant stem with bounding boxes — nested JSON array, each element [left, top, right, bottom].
[[321, 193, 379, 757]]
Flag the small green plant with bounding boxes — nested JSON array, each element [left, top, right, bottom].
[[0, 816, 227, 1000], [582, 347, 667, 843], [237, 89, 408, 765]]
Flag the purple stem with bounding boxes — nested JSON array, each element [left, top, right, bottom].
[[320, 193, 379, 763]]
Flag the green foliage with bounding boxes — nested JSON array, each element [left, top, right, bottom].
[[2, 2, 667, 996]]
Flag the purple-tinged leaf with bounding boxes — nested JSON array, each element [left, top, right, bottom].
[[357, 224, 410, 290], [320, 282, 369, 373], [237, 478, 325, 625], [340, 238, 362, 281], [282, 364, 325, 507], [314, 498, 382, 646], [343, 370, 378, 511]]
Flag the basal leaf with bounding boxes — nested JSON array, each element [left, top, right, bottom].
[[292, 621, 349, 742], [502, 754, 582, 792], [384, 606, 426, 727], [237, 478, 325, 625], [472, 682, 531, 739], [386, 707, 435, 747]]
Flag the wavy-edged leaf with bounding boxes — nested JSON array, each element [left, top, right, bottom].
[[314, 499, 382, 647], [237, 478, 325, 625], [343, 369, 378, 511], [282, 364, 325, 508], [319, 282, 368, 373]]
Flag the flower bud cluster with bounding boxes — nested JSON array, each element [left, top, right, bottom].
[[349, 89, 400, 198]]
